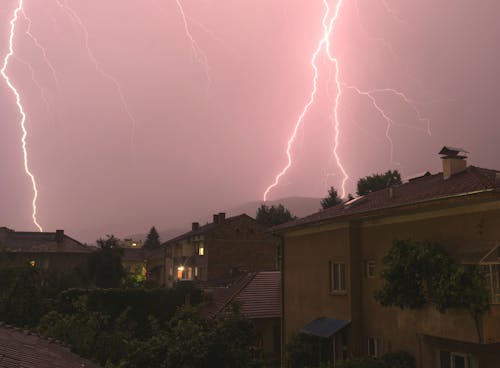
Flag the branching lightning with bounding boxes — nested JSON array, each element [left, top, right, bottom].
[[264, 0, 431, 201], [263, 0, 347, 201], [1, 0, 43, 231], [174, 0, 212, 88], [55, 0, 137, 150]]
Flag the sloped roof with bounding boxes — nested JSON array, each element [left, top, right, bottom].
[[203, 271, 281, 320], [0, 228, 92, 254], [163, 214, 255, 245], [301, 317, 351, 338], [0, 324, 101, 368], [274, 166, 500, 232]]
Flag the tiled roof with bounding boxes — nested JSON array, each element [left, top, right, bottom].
[[0, 228, 92, 254], [274, 166, 500, 231], [0, 324, 101, 368], [203, 271, 281, 320], [163, 214, 252, 245]]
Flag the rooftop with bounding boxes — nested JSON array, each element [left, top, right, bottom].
[[0, 323, 100, 368], [0, 228, 92, 253], [203, 271, 281, 320], [274, 165, 500, 232]]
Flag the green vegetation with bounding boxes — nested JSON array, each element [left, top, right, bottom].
[[320, 186, 343, 209], [89, 235, 125, 288], [256, 204, 296, 227], [356, 170, 401, 196], [143, 226, 161, 250], [375, 239, 490, 340]]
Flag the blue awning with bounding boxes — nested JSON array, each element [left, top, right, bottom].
[[300, 317, 351, 338]]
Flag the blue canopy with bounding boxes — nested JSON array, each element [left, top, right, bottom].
[[300, 317, 351, 338]]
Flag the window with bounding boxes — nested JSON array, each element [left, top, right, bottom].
[[482, 263, 500, 304], [367, 337, 382, 357], [329, 261, 346, 293], [29, 260, 36, 267], [366, 260, 376, 278], [440, 351, 477, 368], [197, 243, 205, 256], [176, 266, 193, 280]]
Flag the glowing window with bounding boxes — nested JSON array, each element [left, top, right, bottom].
[[29, 260, 36, 267], [198, 244, 204, 256]]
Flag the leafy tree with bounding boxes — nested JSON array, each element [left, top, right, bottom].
[[321, 186, 343, 209], [89, 235, 125, 288], [356, 170, 402, 196], [375, 239, 490, 341], [256, 204, 296, 227], [143, 226, 161, 250]]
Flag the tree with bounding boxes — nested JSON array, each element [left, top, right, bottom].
[[356, 170, 402, 196], [256, 204, 296, 227], [143, 226, 161, 250], [321, 186, 343, 209], [89, 235, 124, 288]]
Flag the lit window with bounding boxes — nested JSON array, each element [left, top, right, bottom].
[[329, 261, 346, 293], [367, 337, 382, 357], [29, 260, 36, 267], [366, 260, 376, 278], [177, 266, 193, 280], [198, 244, 204, 256]]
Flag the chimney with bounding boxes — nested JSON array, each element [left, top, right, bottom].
[[55, 229, 64, 243], [213, 214, 219, 224], [192, 222, 199, 231], [218, 212, 226, 222], [439, 146, 468, 180]]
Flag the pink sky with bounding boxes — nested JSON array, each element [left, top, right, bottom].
[[1, 1, 499, 242]]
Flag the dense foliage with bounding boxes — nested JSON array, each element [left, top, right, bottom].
[[256, 204, 296, 227], [89, 235, 125, 288], [321, 186, 343, 209], [39, 301, 262, 368], [375, 240, 490, 338], [143, 226, 161, 250], [356, 170, 401, 196]]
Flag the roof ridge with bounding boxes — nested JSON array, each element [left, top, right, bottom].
[[468, 165, 496, 188]]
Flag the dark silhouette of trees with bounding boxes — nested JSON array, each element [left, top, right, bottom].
[[356, 170, 402, 196], [143, 226, 161, 250], [321, 186, 343, 209], [88, 235, 124, 288], [256, 204, 296, 227]]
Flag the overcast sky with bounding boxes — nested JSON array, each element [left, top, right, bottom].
[[1, 0, 499, 242]]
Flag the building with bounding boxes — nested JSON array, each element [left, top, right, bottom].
[[163, 213, 278, 287], [274, 147, 500, 367], [202, 271, 281, 362], [121, 247, 166, 286], [0, 227, 93, 273], [0, 323, 101, 367]]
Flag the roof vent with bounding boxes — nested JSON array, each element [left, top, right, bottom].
[[439, 146, 468, 180]]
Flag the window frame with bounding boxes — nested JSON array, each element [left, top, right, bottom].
[[329, 261, 347, 294], [367, 336, 382, 357], [366, 259, 376, 278]]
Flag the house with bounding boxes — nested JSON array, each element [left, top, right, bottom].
[[202, 271, 281, 362], [0, 227, 93, 273], [274, 147, 500, 367], [163, 213, 278, 287]]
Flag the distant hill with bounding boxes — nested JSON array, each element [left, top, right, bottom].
[[127, 197, 321, 242]]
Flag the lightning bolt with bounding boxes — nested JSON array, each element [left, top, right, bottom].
[[264, 0, 432, 201], [174, 0, 212, 88], [1, 0, 43, 231], [55, 0, 137, 151], [263, 0, 347, 201]]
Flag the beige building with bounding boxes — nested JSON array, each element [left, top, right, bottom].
[[275, 147, 500, 367], [163, 213, 278, 287]]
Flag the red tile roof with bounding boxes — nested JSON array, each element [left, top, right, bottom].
[[274, 166, 500, 231], [0, 324, 100, 368], [203, 271, 281, 320]]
